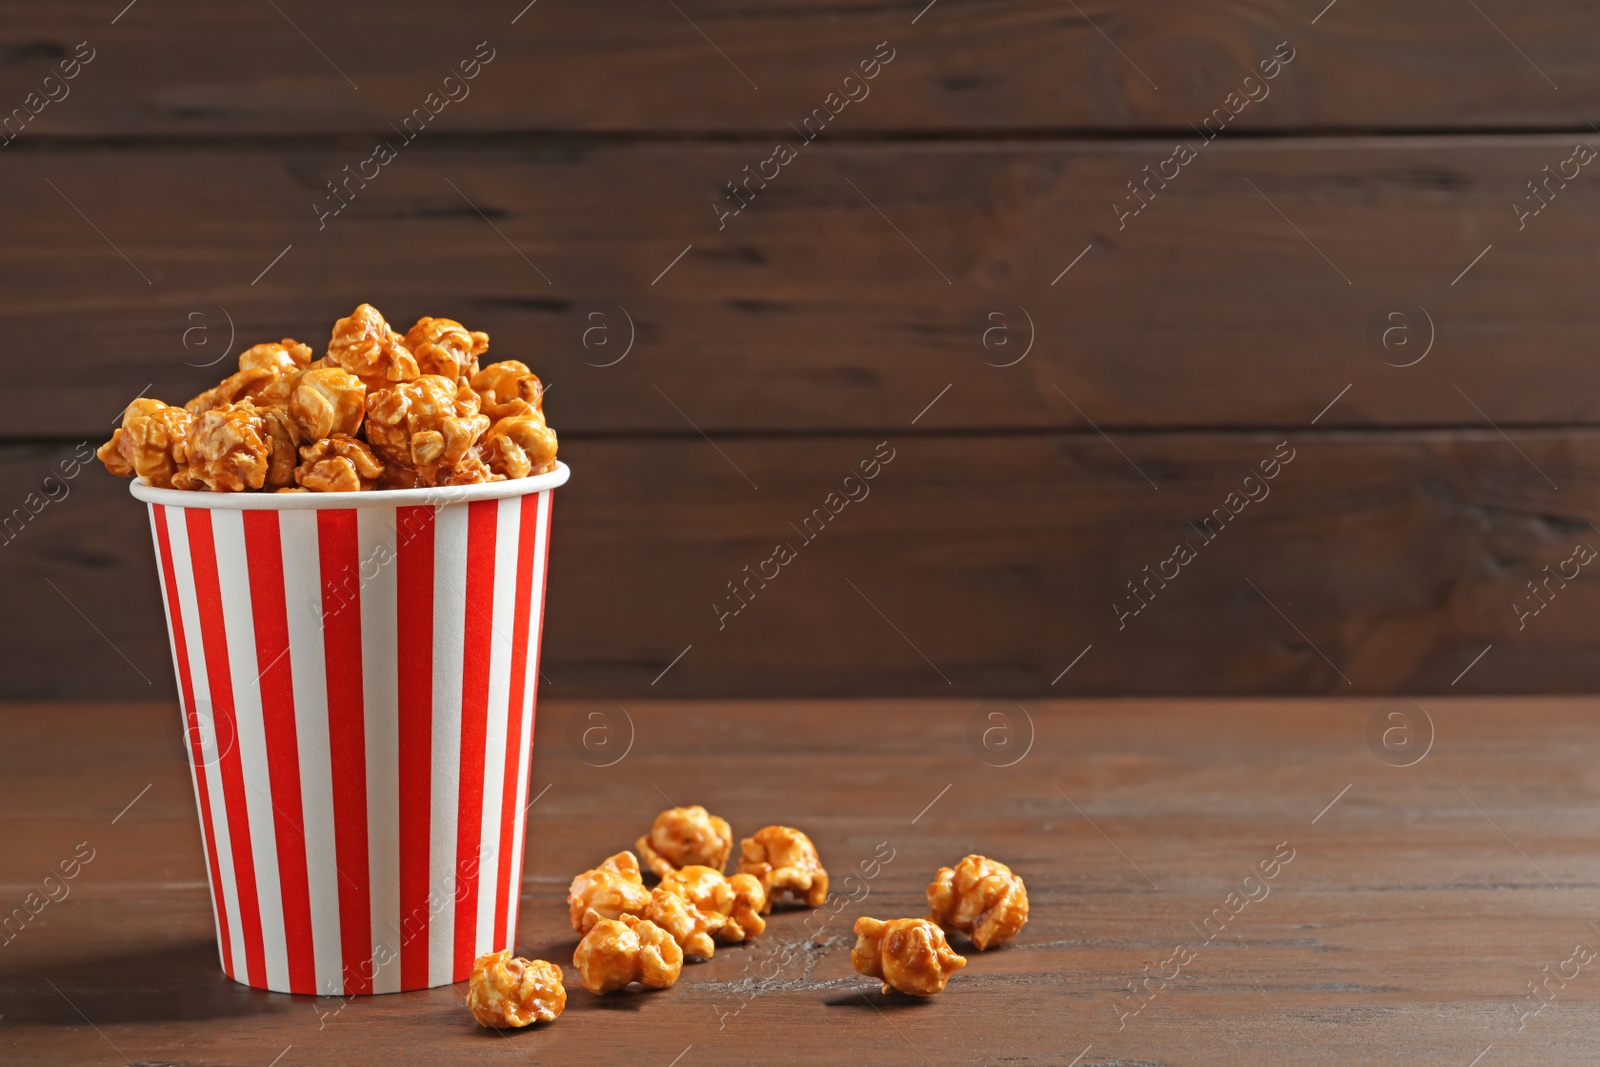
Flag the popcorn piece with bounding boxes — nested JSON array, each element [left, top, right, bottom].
[[645, 865, 766, 957], [289, 367, 366, 440], [572, 915, 683, 994], [482, 412, 558, 480], [636, 806, 733, 879], [851, 917, 966, 996], [295, 433, 383, 493], [467, 950, 566, 1028], [643, 886, 719, 960], [738, 825, 828, 912], [404, 316, 489, 381], [187, 339, 312, 416], [238, 338, 313, 376], [185, 366, 282, 416], [567, 851, 652, 935], [176, 401, 292, 492], [364, 375, 490, 486], [926, 854, 1029, 951], [326, 303, 420, 387], [97, 398, 193, 489], [470, 360, 544, 421]]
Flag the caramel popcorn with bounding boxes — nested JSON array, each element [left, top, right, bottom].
[[467, 950, 566, 1028], [94, 304, 558, 492], [636, 806, 734, 879], [470, 360, 544, 421], [288, 367, 366, 440], [643, 886, 720, 960], [175, 401, 297, 492], [567, 851, 652, 935], [483, 411, 558, 480], [643, 865, 767, 958], [97, 398, 192, 489], [572, 915, 683, 994], [738, 825, 828, 912], [295, 434, 383, 493], [851, 917, 966, 996], [404, 316, 488, 381], [239, 338, 313, 375], [365, 375, 491, 486], [926, 854, 1029, 951], [326, 303, 419, 387], [185, 366, 282, 416]]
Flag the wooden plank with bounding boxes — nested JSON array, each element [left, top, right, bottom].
[[5, 428, 1597, 701], [2, 698, 1597, 1065], [1, 2, 1597, 137], [5, 136, 1600, 438]]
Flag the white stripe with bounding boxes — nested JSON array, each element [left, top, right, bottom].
[[279, 510, 344, 995], [475, 497, 520, 952], [506, 491, 551, 946], [358, 507, 402, 993], [150, 506, 226, 969], [212, 510, 289, 992], [166, 507, 249, 980], [428, 502, 469, 987]]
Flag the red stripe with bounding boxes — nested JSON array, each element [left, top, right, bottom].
[[511, 492, 553, 943], [394, 505, 435, 990], [242, 510, 316, 995], [452, 499, 499, 980], [186, 509, 269, 990], [493, 493, 540, 951], [153, 505, 236, 980], [317, 509, 373, 995]]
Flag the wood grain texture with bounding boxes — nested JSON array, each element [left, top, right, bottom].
[[1, 1, 1596, 137], [5, 136, 1600, 439], [3, 698, 1597, 1065], [6, 429, 1597, 702]]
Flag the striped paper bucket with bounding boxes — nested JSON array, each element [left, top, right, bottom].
[[128, 463, 569, 995]]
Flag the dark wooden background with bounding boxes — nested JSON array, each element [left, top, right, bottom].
[[4, 0, 1599, 700]]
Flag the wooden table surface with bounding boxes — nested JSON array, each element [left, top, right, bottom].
[[3, 698, 1596, 1066]]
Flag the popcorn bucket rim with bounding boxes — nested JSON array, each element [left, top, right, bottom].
[[127, 460, 569, 510]]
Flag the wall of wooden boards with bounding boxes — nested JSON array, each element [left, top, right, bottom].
[[2, 1, 1596, 699]]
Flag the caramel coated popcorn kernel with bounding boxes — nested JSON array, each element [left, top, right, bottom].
[[738, 825, 828, 912], [572, 915, 683, 994], [467, 950, 566, 1028], [851, 917, 967, 996], [643, 865, 767, 958], [175, 401, 294, 493], [636, 805, 734, 879], [288, 367, 366, 441], [326, 303, 420, 387], [405, 316, 488, 381], [98, 398, 193, 489], [567, 851, 652, 935], [364, 375, 491, 486], [295, 434, 383, 493], [95, 304, 558, 493], [926, 854, 1029, 951], [470, 360, 544, 421]]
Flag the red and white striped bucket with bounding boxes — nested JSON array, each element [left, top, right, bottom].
[[128, 464, 569, 995]]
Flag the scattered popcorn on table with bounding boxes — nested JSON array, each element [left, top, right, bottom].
[[636, 805, 734, 878], [737, 825, 828, 912], [566, 851, 651, 935], [573, 915, 684, 994], [96, 304, 558, 493], [850, 917, 967, 996], [643, 865, 767, 958], [926, 854, 1029, 950], [467, 950, 566, 1029]]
